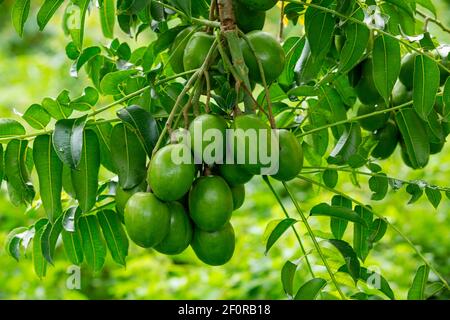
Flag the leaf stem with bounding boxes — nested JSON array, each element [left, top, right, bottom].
[[416, 10, 450, 34], [282, 181, 347, 299], [263, 177, 316, 278], [154, 1, 221, 28], [297, 174, 450, 291]]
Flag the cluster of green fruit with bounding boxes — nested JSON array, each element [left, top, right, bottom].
[[115, 113, 303, 266], [170, 22, 285, 87], [233, 0, 277, 34], [351, 49, 449, 168]]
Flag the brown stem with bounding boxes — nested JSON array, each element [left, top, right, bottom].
[[279, 0, 285, 41], [217, 0, 236, 31], [204, 70, 212, 113], [207, 0, 218, 33]]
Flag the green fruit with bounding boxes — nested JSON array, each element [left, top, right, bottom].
[[218, 164, 253, 186], [430, 141, 445, 154], [124, 193, 170, 248], [357, 104, 390, 131], [355, 59, 384, 105], [371, 121, 399, 159], [234, 0, 265, 33], [231, 114, 274, 174], [348, 61, 363, 87], [116, 181, 147, 221], [148, 144, 196, 201], [183, 32, 215, 71], [432, 48, 450, 85], [189, 176, 233, 231], [191, 222, 236, 266], [241, 31, 286, 83], [271, 130, 303, 181], [170, 26, 194, 74], [230, 184, 245, 210], [154, 202, 193, 255], [238, 0, 277, 11], [399, 53, 417, 90], [392, 80, 413, 106], [189, 114, 228, 165]]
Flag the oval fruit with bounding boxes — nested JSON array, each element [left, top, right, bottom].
[[238, 0, 277, 11], [170, 26, 194, 74], [231, 114, 274, 174], [183, 32, 215, 71], [230, 184, 245, 210], [155, 202, 193, 255], [124, 192, 170, 248], [271, 130, 303, 181], [148, 144, 196, 201], [241, 31, 286, 83], [189, 114, 228, 165], [191, 222, 236, 266], [392, 80, 412, 106], [357, 104, 390, 132], [116, 181, 147, 221], [371, 121, 399, 159], [218, 164, 253, 186], [355, 59, 384, 105], [234, 0, 265, 33], [399, 53, 417, 90], [189, 176, 233, 231]]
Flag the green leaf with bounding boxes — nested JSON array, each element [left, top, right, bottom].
[[40, 215, 63, 264], [168, 0, 191, 17], [415, 0, 436, 17], [311, 203, 368, 226], [33, 134, 63, 222], [407, 265, 430, 300], [62, 164, 76, 197], [99, 0, 115, 39], [0, 119, 26, 138], [425, 282, 445, 299], [265, 218, 297, 254], [61, 218, 84, 265], [425, 187, 441, 209], [79, 215, 107, 272], [328, 239, 360, 283], [22, 104, 51, 130], [368, 218, 388, 243], [442, 78, 450, 118], [372, 35, 401, 103], [68, 0, 90, 49], [71, 130, 100, 212], [117, 105, 159, 157], [369, 174, 388, 201], [37, 0, 64, 31], [330, 195, 352, 240], [395, 108, 430, 169], [100, 69, 138, 95], [323, 169, 338, 188], [97, 210, 129, 266], [53, 115, 88, 169], [307, 100, 329, 157], [5, 139, 35, 206], [71, 87, 99, 110], [339, 8, 369, 74], [33, 219, 49, 278], [42, 97, 72, 120], [318, 86, 347, 139], [328, 123, 362, 165], [413, 55, 440, 120], [353, 205, 373, 261], [71, 47, 102, 78], [281, 260, 297, 297], [0, 144, 3, 186], [294, 278, 327, 300], [90, 121, 116, 173], [406, 184, 423, 204], [304, 0, 334, 57], [287, 85, 318, 97], [5, 227, 28, 261], [62, 206, 79, 232], [110, 123, 147, 190], [11, 0, 30, 37]]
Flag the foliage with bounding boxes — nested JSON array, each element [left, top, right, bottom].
[[0, 0, 449, 300]]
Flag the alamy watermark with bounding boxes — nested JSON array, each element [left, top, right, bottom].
[[171, 125, 281, 175]]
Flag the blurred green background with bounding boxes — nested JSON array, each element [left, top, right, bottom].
[[0, 1, 449, 300]]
